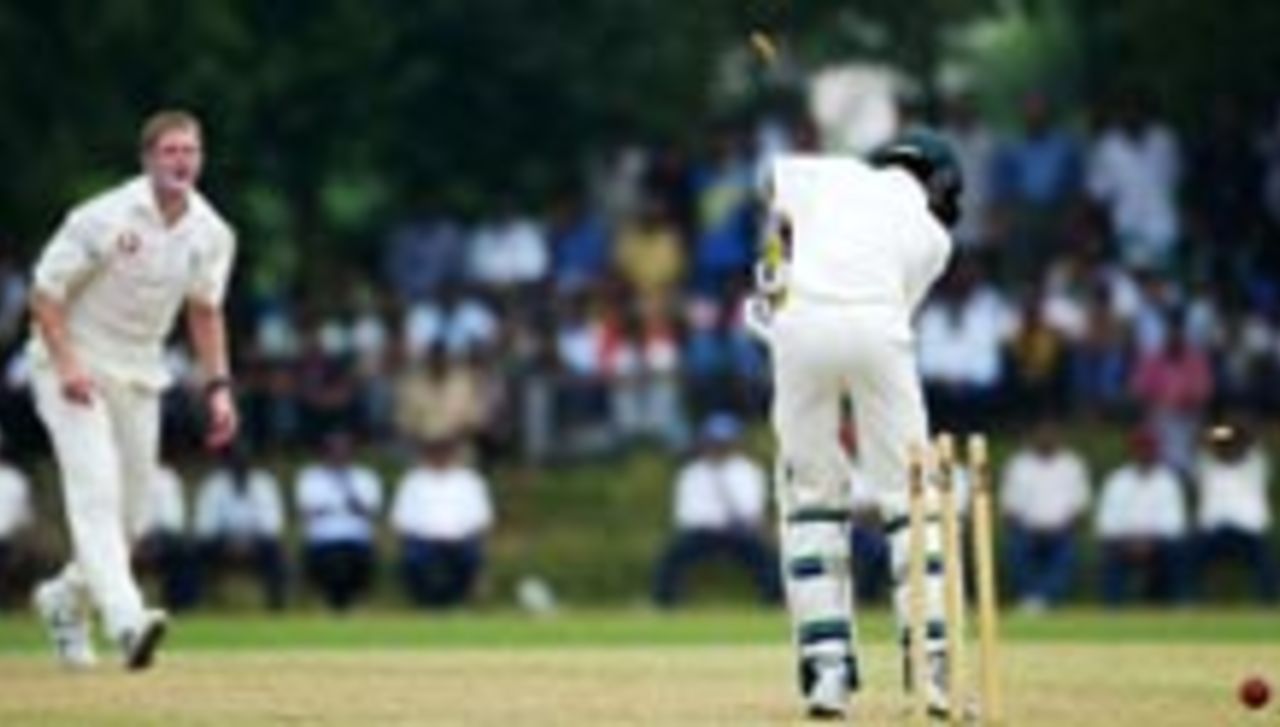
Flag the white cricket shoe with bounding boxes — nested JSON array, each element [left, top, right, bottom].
[[805, 658, 850, 720], [119, 609, 169, 672], [32, 580, 97, 670]]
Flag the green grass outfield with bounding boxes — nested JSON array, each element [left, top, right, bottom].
[[1, 608, 1278, 725]]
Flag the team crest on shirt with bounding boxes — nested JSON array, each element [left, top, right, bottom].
[[116, 230, 142, 255]]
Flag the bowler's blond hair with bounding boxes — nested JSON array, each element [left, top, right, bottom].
[[139, 110, 201, 153]]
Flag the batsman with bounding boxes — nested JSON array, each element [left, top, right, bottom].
[[754, 129, 962, 719]]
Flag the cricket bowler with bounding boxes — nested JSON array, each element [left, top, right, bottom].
[[28, 110, 237, 671], [756, 129, 962, 719]]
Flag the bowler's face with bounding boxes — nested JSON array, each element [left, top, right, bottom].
[[145, 126, 203, 195]]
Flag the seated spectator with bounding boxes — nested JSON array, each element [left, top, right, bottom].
[[1007, 291, 1069, 420], [917, 260, 1012, 432], [193, 445, 288, 610], [682, 297, 734, 418], [391, 436, 495, 608], [652, 414, 781, 607], [600, 301, 688, 451], [1130, 309, 1213, 477], [295, 323, 360, 446], [295, 431, 383, 612], [1069, 284, 1130, 415], [1095, 430, 1189, 606], [134, 463, 196, 611], [1000, 419, 1092, 611], [553, 290, 612, 453], [402, 284, 500, 361], [1193, 423, 1277, 603], [0, 441, 34, 607], [394, 343, 488, 447]]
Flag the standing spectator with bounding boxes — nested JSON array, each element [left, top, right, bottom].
[[1000, 420, 1092, 611], [1086, 95, 1182, 270], [193, 445, 287, 610], [1095, 430, 1190, 606], [1130, 310, 1214, 476], [652, 414, 781, 607], [468, 202, 549, 296], [0, 440, 34, 607], [548, 193, 612, 292], [991, 92, 1083, 279], [1193, 424, 1277, 603], [940, 93, 998, 250], [391, 437, 495, 608], [689, 128, 755, 295], [382, 206, 469, 302], [295, 431, 383, 612], [134, 463, 196, 611], [1187, 96, 1263, 279], [614, 197, 686, 307]]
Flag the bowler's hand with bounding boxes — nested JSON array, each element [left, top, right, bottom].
[[206, 388, 239, 449], [56, 361, 94, 406]]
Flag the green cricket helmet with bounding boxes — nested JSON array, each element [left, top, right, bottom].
[[868, 128, 963, 228]]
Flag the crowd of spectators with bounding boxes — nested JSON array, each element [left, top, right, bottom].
[[1, 87, 1279, 609]]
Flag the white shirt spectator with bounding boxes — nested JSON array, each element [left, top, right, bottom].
[[673, 454, 767, 531], [391, 464, 494, 541], [1196, 448, 1272, 534], [295, 464, 383, 544], [138, 465, 187, 536], [0, 461, 33, 538], [917, 289, 1012, 387], [1001, 448, 1091, 531], [194, 468, 285, 541], [469, 216, 549, 287], [1095, 464, 1187, 540], [1086, 124, 1181, 266]]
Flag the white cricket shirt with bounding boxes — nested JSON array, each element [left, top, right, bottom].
[[194, 468, 285, 540], [999, 449, 1092, 531], [29, 176, 235, 390], [1195, 449, 1271, 534], [1095, 464, 1187, 540], [391, 465, 494, 541], [769, 155, 952, 332], [294, 464, 383, 544], [673, 454, 767, 531]]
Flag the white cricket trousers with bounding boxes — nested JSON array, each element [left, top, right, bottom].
[[771, 301, 947, 683], [32, 364, 158, 639]]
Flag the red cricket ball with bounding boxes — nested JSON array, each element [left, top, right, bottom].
[[1239, 675, 1272, 710]]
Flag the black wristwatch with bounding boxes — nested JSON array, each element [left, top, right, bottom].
[[204, 376, 233, 398]]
